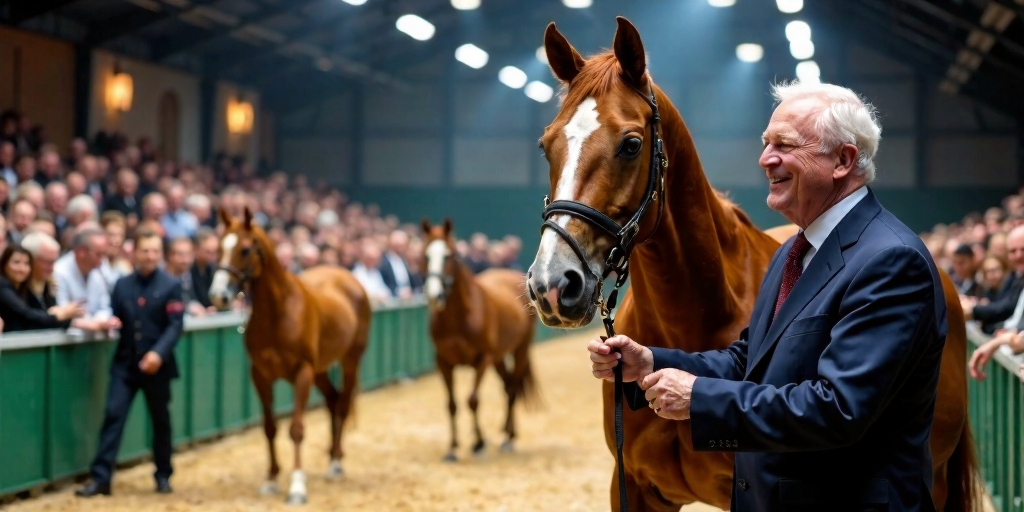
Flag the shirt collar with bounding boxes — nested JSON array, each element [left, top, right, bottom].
[[802, 186, 868, 251]]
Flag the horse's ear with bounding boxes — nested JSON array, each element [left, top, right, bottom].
[[243, 206, 253, 230], [544, 22, 586, 83], [613, 16, 647, 88], [443, 217, 453, 237], [218, 206, 232, 227], [421, 217, 432, 234]]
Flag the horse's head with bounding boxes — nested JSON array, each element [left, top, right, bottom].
[[209, 206, 269, 309], [527, 16, 667, 328], [421, 217, 457, 311]]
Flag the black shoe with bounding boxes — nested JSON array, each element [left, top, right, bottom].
[[155, 478, 172, 494], [75, 481, 111, 497]]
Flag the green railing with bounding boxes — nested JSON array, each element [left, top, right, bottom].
[[0, 298, 574, 498], [966, 322, 1024, 512]]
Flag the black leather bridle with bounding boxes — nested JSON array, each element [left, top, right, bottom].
[[538, 81, 667, 512], [425, 269, 455, 306], [217, 244, 262, 333]]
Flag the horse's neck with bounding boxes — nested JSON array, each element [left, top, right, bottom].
[[625, 92, 775, 348], [249, 243, 299, 322]]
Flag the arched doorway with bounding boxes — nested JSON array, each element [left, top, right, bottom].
[[158, 91, 180, 162]]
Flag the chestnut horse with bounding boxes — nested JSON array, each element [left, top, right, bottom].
[[421, 218, 539, 461], [209, 207, 372, 505], [526, 17, 978, 512]]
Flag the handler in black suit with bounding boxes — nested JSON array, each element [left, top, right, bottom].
[[590, 82, 948, 512], [77, 230, 184, 497]]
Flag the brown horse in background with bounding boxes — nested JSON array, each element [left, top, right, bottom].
[[526, 17, 979, 512], [209, 207, 372, 505], [421, 218, 539, 461]]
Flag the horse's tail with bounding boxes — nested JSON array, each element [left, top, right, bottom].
[[342, 293, 373, 430], [512, 332, 543, 411], [944, 417, 983, 512]]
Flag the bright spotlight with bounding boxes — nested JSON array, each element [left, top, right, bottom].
[[796, 60, 821, 83], [776, 0, 803, 13], [451, 0, 480, 9], [341, 0, 367, 5], [525, 81, 554, 102], [785, 20, 811, 42], [736, 43, 764, 63], [790, 39, 814, 60], [562, 0, 591, 7], [396, 14, 435, 41], [536, 46, 548, 64], [708, 0, 736, 6], [455, 43, 489, 69], [499, 66, 528, 89]]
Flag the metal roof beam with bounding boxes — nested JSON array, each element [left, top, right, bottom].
[[899, 0, 1024, 60], [82, 0, 219, 46], [151, 0, 321, 61], [2, 0, 79, 25]]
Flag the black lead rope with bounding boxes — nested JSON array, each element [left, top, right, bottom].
[[539, 81, 667, 512]]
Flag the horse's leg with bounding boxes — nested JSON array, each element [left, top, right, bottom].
[[438, 358, 459, 462], [501, 339, 535, 453], [331, 351, 363, 476], [285, 364, 314, 505], [468, 354, 492, 456], [313, 372, 343, 479], [251, 366, 280, 495], [491, 356, 515, 452]]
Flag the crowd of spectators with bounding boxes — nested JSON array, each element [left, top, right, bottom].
[[0, 108, 524, 334], [921, 191, 1024, 381]]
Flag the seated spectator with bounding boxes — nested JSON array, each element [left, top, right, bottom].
[[7, 197, 36, 244], [297, 242, 319, 270], [977, 256, 1008, 303], [161, 181, 198, 239], [66, 194, 98, 232], [0, 244, 94, 332], [165, 237, 214, 316], [964, 225, 1024, 333], [379, 230, 413, 300], [20, 232, 68, 319], [191, 227, 218, 306], [950, 244, 981, 296], [319, 245, 340, 267], [44, 181, 69, 238], [102, 168, 142, 226], [53, 227, 108, 309], [275, 241, 301, 274], [185, 193, 215, 229], [352, 240, 392, 303]]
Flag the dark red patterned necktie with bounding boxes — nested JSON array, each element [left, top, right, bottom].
[[774, 231, 812, 318]]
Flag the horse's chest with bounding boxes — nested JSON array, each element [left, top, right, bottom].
[[433, 335, 484, 365]]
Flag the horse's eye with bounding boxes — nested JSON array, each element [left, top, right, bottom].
[[240, 247, 251, 257], [618, 137, 643, 159]]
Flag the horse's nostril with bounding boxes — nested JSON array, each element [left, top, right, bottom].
[[558, 270, 585, 308]]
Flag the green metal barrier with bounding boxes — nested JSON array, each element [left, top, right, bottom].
[[0, 299, 576, 498], [966, 323, 1024, 512]]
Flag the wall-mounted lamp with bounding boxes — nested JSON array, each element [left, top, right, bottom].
[[106, 63, 133, 112], [227, 96, 254, 135]]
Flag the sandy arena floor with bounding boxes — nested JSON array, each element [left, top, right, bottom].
[[6, 330, 722, 512]]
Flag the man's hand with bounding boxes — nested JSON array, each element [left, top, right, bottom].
[[588, 335, 654, 383], [139, 351, 163, 374], [960, 295, 978, 319], [107, 316, 123, 330], [641, 369, 696, 420]]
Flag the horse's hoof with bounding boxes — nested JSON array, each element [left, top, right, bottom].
[[326, 460, 344, 479], [259, 481, 280, 495], [472, 442, 487, 457], [500, 440, 515, 453], [285, 493, 308, 505], [442, 452, 458, 462]]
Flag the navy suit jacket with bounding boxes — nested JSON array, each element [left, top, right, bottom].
[[625, 190, 947, 512]]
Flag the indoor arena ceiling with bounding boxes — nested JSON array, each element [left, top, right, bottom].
[[3, 0, 1024, 118]]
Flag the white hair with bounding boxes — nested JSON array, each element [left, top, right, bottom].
[[20, 231, 61, 256], [317, 209, 339, 229], [770, 80, 882, 182], [185, 193, 210, 209], [66, 194, 98, 220]]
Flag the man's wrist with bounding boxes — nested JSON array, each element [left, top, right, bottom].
[[638, 347, 655, 381]]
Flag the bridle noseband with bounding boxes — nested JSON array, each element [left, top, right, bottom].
[[538, 81, 668, 512], [217, 244, 263, 333]]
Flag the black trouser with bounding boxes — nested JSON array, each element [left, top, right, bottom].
[[89, 370, 173, 485]]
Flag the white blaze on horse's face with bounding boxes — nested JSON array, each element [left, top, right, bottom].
[[424, 239, 450, 305], [209, 233, 238, 308], [536, 96, 602, 283]]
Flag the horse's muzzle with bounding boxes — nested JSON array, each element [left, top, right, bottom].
[[526, 266, 597, 327]]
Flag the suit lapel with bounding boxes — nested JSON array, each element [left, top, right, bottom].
[[746, 234, 844, 375], [745, 245, 788, 375], [745, 188, 882, 377]]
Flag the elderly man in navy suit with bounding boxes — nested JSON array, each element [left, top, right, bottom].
[[589, 81, 947, 512]]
